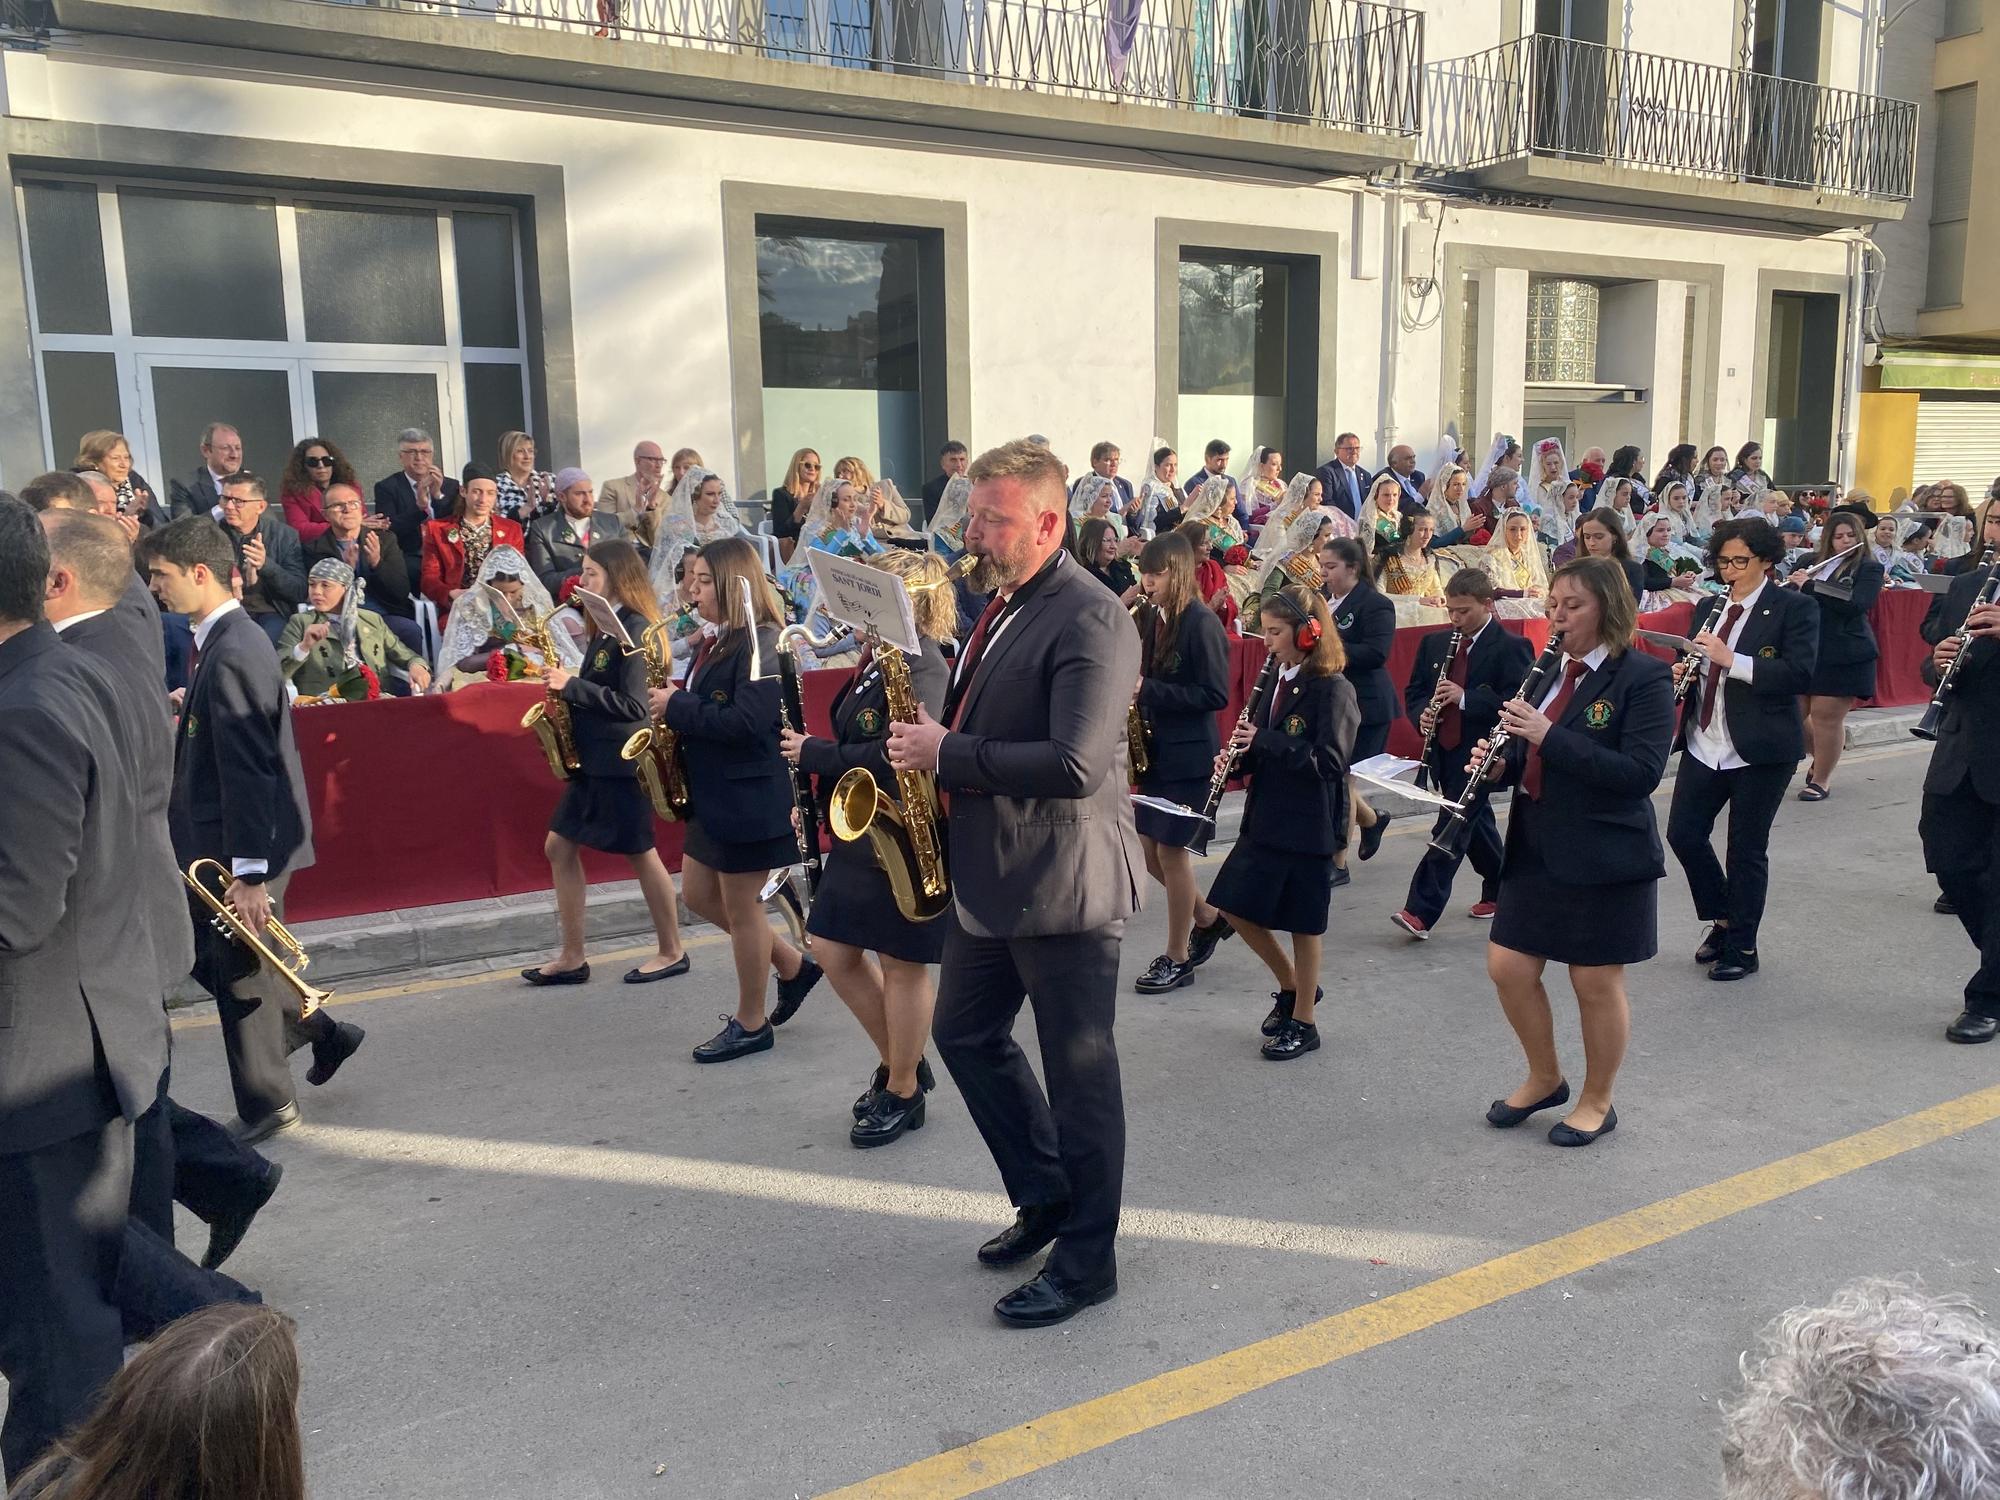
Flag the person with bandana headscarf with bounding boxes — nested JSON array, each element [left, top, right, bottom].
[[432, 544, 582, 691], [276, 558, 430, 698]]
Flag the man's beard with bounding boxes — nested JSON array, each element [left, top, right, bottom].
[[967, 535, 1035, 594]]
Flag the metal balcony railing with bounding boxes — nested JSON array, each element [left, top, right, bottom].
[[317, 0, 1424, 136], [1425, 34, 1917, 201]]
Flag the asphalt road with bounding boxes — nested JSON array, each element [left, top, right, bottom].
[[25, 740, 2000, 1499]]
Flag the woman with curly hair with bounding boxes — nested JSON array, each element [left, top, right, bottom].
[[277, 436, 359, 543]]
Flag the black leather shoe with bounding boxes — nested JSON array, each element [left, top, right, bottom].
[[851, 1056, 935, 1120], [771, 958, 823, 1026], [1935, 895, 1958, 916], [994, 1270, 1117, 1328], [1485, 1081, 1570, 1129], [851, 1087, 926, 1148], [1329, 866, 1352, 890], [1260, 1017, 1320, 1060], [1134, 955, 1195, 994], [1709, 950, 1759, 982], [1549, 1107, 1617, 1147], [692, 1015, 773, 1063], [623, 954, 691, 984], [522, 963, 590, 986], [227, 1101, 300, 1147], [1260, 986, 1320, 1036], [305, 1021, 364, 1087], [1359, 812, 1392, 861], [1186, 914, 1234, 969], [201, 1162, 283, 1271], [1694, 925, 1728, 965], [1947, 1011, 2000, 1044], [977, 1203, 1069, 1267]]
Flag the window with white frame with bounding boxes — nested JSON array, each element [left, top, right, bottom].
[[17, 176, 532, 491]]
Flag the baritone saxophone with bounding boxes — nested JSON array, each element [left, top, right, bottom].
[[620, 620, 689, 820]]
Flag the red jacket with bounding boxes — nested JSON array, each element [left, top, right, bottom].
[[283, 486, 331, 543], [1197, 557, 1238, 632], [421, 516, 527, 612]]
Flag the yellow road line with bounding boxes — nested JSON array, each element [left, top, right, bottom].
[[820, 1080, 2000, 1499]]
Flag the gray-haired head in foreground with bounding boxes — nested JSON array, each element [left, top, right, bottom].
[[1720, 1277, 2000, 1500]]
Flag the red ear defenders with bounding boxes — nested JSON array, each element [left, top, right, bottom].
[[1266, 591, 1321, 652]]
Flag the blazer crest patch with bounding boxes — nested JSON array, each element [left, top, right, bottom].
[[1584, 699, 1613, 729], [592, 647, 611, 672], [709, 689, 730, 705], [184, 712, 199, 739], [1336, 612, 1355, 630], [1282, 712, 1307, 737], [857, 707, 885, 736], [1757, 644, 1777, 658]]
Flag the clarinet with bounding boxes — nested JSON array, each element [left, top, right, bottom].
[[1199, 650, 1280, 826], [775, 646, 824, 897], [1913, 544, 1999, 742], [1427, 632, 1566, 858], [1414, 627, 1461, 792]]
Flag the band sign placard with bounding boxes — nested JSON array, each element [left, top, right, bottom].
[[807, 551, 920, 654]]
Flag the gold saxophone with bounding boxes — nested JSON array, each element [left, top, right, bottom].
[[517, 609, 580, 780], [1126, 599, 1151, 776], [828, 642, 949, 924], [620, 620, 690, 820]]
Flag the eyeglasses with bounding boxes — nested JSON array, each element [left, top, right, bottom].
[[1714, 555, 1756, 570], [305, 455, 334, 468]]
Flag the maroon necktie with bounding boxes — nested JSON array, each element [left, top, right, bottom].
[[947, 593, 1009, 730], [688, 633, 714, 683], [1436, 636, 1472, 751], [1699, 603, 1745, 731], [1521, 659, 1588, 801]]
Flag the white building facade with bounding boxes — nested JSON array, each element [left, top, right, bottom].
[[0, 0, 1917, 506]]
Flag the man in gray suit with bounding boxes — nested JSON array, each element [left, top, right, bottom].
[[525, 466, 628, 598], [0, 497, 167, 1481], [889, 438, 1142, 1327]]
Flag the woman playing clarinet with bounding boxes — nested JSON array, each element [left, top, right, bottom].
[[1128, 531, 1232, 993], [1476, 556, 1674, 1147], [1202, 585, 1358, 1059], [779, 550, 954, 1146], [656, 536, 823, 1062]]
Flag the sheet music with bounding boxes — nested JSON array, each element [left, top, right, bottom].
[[571, 586, 635, 649], [1351, 753, 1461, 810]]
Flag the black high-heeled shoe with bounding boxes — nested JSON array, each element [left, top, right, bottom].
[[1485, 1080, 1570, 1129]]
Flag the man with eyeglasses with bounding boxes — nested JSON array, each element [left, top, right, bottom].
[[599, 440, 668, 542], [216, 473, 306, 646], [168, 422, 243, 521], [1664, 516, 1819, 983], [304, 483, 420, 654], [371, 427, 459, 574]]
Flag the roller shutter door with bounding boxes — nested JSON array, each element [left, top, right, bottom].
[[1912, 397, 2000, 495]]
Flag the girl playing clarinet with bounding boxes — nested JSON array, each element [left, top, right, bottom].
[[1202, 585, 1359, 1059]]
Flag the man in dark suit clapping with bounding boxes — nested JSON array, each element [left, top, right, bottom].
[[0, 498, 167, 1482], [372, 426, 460, 569], [888, 439, 1142, 1328], [141, 518, 365, 1144]]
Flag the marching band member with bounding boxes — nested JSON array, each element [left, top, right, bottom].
[[657, 537, 822, 1062], [1391, 569, 1533, 940], [1477, 556, 1674, 1147], [1664, 517, 1818, 983], [1317, 535, 1395, 881], [522, 540, 689, 989], [1127, 532, 1232, 994], [1789, 510, 1884, 803], [1202, 585, 1358, 1059], [779, 550, 953, 1146]]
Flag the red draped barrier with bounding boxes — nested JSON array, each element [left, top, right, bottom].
[[283, 595, 1921, 921]]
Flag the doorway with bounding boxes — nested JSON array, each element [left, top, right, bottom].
[[1762, 291, 1839, 485]]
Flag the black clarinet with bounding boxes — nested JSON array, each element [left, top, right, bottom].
[[1414, 627, 1462, 792], [1199, 651, 1281, 825], [1913, 544, 1999, 742], [1427, 632, 1566, 859], [777, 650, 825, 896]]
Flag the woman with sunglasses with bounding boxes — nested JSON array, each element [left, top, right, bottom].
[[278, 438, 360, 544]]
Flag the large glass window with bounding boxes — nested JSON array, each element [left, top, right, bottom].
[[1927, 85, 1976, 309], [756, 224, 925, 494], [1177, 254, 1289, 468], [17, 177, 532, 486]]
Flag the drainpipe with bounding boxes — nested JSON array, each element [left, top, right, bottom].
[[1839, 232, 1865, 491], [1377, 177, 1403, 466]]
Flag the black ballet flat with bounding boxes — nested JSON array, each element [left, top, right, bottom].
[[1486, 1080, 1570, 1129], [1549, 1107, 1617, 1147], [623, 954, 691, 984], [522, 963, 590, 986]]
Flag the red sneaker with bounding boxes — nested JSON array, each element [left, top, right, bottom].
[[1468, 901, 1498, 920], [1391, 909, 1430, 939]]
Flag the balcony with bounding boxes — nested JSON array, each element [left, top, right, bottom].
[[1424, 34, 1918, 227], [45, 0, 1426, 174]]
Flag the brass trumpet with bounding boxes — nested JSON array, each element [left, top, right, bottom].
[[183, 857, 330, 1018]]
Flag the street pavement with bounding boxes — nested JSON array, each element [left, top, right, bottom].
[[20, 739, 2000, 1499]]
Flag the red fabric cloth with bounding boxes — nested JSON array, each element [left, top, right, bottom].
[[283, 486, 331, 544], [419, 516, 528, 612], [1861, 588, 1932, 708], [1197, 559, 1238, 631]]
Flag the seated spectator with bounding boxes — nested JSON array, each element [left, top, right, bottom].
[[1376, 511, 1445, 604], [1240, 445, 1286, 524], [1557, 506, 1647, 601], [277, 559, 431, 700], [769, 447, 821, 561], [1720, 1277, 2000, 1500], [73, 429, 166, 529], [598, 439, 668, 543], [421, 467, 527, 614], [1074, 516, 1138, 602], [5, 1303, 305, 1500], [495, 429, 556, 522], [1176, 517, 1239, 632], [1484, 508, 1549, 597], [1070, 473, 1128, 540], [1132, 446, 1186, 538], [373, 427, 460, 567], [166, 420, 242, 519], [1362, 473, 1409, 550], [219, 471, 306, 644], [308, 483, 415, 624], [646, 467, 746, 606], [526, 467, 626, 600], [920, 439, 968, 516], [432, 546, 578, 690], [668, 446, 702, 493], [277, 436, 360, 544]]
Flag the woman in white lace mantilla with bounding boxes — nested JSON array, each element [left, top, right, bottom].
[[431, 544, 583, 691]]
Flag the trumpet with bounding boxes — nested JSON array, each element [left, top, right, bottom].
[[1413, 626, 1462, 792], [1428, 632, 1566, 859], [183, 857, 329, 1018], [1913, 545, 1998, 742]]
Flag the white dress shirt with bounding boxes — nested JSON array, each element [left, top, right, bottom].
[[49, 608, 109, 634], [1535, 643, 1608, 713], [1683, 579, 1766, 773]]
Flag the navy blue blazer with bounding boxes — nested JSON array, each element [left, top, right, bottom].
[[1314, 461, 1371, 520], [1330, 580, 1398, 726], [1798, 557, 1885, 668], [559, 605, 651, 779], [1674, 584, 1818, 766], [797, 640, 949, 816], [1921, 566, 2000, 803], [1497, 649, 1674, 886], [1136, 601, 1230, 784], [1405, 621, 1534, 771], [1238, 670, 1360, 857], [662, 624, 794, 845]]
